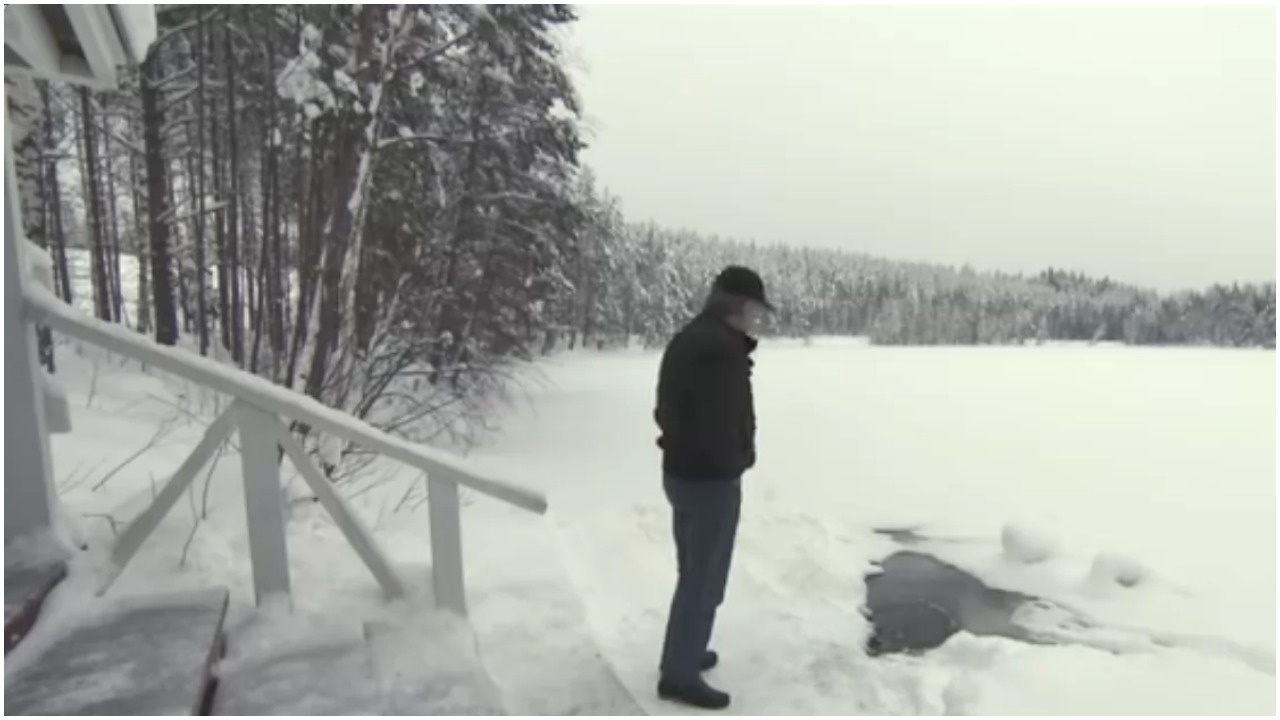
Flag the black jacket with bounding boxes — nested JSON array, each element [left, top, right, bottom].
[[654, 312, 757, 481]]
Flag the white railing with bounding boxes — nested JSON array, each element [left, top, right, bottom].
[[22, 285, 548, 616]]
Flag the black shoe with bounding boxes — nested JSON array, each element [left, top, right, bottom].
[[658, 677, 731, 710], [701, 650, 719, 671]]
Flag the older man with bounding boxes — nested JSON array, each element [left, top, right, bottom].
[[653, 266, 771, 710]]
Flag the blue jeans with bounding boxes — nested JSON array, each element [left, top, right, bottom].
[[659, 475, 742, 682]]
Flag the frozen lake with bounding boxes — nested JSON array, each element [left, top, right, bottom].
[[49, 338, 1275, 714], [473, 340, 1276, 714]]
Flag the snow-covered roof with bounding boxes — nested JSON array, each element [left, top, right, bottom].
[[111, 5, 157, 65], [4, 4, 155, 88]]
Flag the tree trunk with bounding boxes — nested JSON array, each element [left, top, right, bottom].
[[193, 8, 210, 355], [101, 108, 124, 324], [129, 126, 151, 335], [285, 128, 322, 390], [243, 181, 258, 355], [265, 18, 285, 378], [306, 5, 399, 406], [209, 16, 229, 353], [252, 14, 286, 380], [141, 48, 179, 345], [171, 159, 191, 333], [79, 88, 112, 321], [40, 83, 72, 305], [225, 13, 244, 364], [17, 89, 55, 371]]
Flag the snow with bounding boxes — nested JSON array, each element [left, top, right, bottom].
[[465, 341, 1275, 714], [1001, 522, 1058, 564], [333, 69, 360, 98], [22, 239, 54, 282], [63, 247, 141, 323], [276, 24, 335, 119], [41, 366, 72, 433], [114, 5, 158, 63], [1087, 552, 1150, 589], [36, 329, 1274, 714], [938, 639, 1275, 716]]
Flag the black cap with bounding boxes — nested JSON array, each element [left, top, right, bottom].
[[713, 266, 774, 311]]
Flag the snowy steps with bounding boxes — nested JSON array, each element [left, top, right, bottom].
[[4, 558, 67, 654], [211, 609, 642, 715], [210, 616, 507, 715], [468, 577, 646, 716], [4, 587, 230, 715], [364, 619, 508, 714], [212, 634, 383, 715], [3, 559, 637, 716]]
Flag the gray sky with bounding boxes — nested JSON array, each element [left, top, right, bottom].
[[566, 5, 1275, 291]]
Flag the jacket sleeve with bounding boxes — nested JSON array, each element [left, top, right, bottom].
[[688, 341, 748, 479], [744, 358, 757, 470]]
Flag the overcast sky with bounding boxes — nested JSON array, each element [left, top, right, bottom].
[[565, 5, 1275, 291]]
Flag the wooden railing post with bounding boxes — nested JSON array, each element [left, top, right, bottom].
[[25, 288, 549, 516], [235, 400, 291, 605], [269, 416, 406, 599], [428, 476, 466, 615], [19, 284, 553, 609], [100, 407, 236, 595], [4, 108, 57, 545]]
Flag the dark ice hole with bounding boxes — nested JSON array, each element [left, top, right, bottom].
[[862, 549, 1050, 656], [862, 534, 1278, 676]]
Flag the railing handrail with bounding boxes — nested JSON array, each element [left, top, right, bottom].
[[23, 285, 547, 515]]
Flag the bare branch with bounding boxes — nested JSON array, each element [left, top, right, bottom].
[[403, 29, 474, 63], [200, 440, 227, 519], [376, 132, 486, 151], [153, 9, 221, 49], [85, 356, 101, 408], [158, 83, 200, 115], [154, 64, 198, 91], [56, 460, 91, 493], [167, 200, 229, 226], [90, 416, 177, 491], [82, 512, 123, 537], [161, 113, 197, 135], [180, 481, 200, 567], [145, 391, 242, 454]]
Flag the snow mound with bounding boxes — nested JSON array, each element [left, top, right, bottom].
[[1087, 552, 1149, 589], [1001, 523, 1057, 564]]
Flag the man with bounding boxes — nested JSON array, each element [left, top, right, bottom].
[[653, 265, 771, 710]]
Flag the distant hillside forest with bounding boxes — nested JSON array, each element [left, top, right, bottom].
[[561, 179, 1275, 350]]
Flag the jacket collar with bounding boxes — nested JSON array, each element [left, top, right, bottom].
[[699, 311, 758, 355]]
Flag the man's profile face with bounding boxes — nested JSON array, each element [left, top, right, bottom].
[[742, 301, 768, 332]]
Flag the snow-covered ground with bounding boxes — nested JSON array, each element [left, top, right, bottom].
[[35, 337, 1276, 714], [469, 342, 1276, 714]]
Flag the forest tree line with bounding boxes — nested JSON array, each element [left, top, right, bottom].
[[7, 4, 1273, 453], [556, 208, 1275, 351]]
